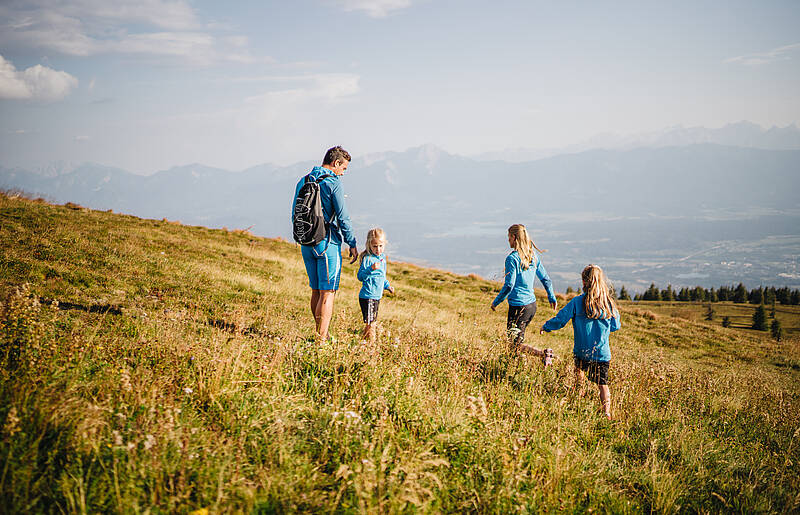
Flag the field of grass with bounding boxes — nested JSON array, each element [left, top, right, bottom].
[[1, 192, 799, 513], [626, 300, 800, 336]]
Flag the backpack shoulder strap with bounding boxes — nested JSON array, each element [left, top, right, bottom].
[[304, 173, 333, 184]]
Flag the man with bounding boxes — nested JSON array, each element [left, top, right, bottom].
[[292, 146, 358, 342]]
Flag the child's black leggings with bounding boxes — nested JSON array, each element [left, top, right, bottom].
[[506, 302, 537, 345]]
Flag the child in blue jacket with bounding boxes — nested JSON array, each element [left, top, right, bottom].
[[357, 228, 394, 342], [490, 224, 557, 364], [540, 264, 620, 419]]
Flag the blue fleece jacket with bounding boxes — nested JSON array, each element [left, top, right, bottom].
[[357, 253, 392, 299], [291, 166, 357, 248], [542, 293, 620, 362], [492, 250, 556, 308]]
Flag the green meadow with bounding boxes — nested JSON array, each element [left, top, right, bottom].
[[1, 192, 799, 513]]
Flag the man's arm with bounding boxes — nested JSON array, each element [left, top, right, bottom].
[[330, 181, 357, 249], [329, 181, 358, 263]]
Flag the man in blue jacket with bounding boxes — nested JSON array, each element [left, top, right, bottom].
[[292, 146, 358, 342]]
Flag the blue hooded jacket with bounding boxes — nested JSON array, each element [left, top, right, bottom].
[[542, 293, 620, 362], [492, 250, 557, 307], [357, 253, 392, 299], [291, 166, 357, 248]]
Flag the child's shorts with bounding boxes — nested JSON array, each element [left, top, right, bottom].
[[574, 357, 610, 385], [359, 298, 380, 324]]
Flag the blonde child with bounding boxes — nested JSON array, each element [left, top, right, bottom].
[[357, 228, 394, 342], [490, 224, 557, 364], [540, 264, 620, 419]]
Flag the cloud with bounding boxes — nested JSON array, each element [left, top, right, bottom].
[[332, 0, 414, 18], [725, 42, 800, 66], [243, 74, 360, 119], [0, 55, 78, 101], [0, 0, 262, 64]]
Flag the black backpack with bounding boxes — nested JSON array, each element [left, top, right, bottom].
[[292, 173, 333, 246]]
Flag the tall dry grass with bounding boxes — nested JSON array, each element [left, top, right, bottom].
[[1, 192, 799, 512]]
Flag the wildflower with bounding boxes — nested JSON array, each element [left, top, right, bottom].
[[143, 434, 156, 450], [183, 387, 193, 394], [3, 407, 21, 437]]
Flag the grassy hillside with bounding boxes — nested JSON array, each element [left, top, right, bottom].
[[1, 192, 799, 513], [625, 300, 800, 337]]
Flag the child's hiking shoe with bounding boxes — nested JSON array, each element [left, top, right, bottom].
[[542, 348, 554, 366]]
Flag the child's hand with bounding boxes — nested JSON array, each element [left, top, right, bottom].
[[549, 300, 557, 310], [388, 286, 395, 294]]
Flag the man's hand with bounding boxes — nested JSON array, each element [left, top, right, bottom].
[[549, 300, 557, 310], [348, 247, 358, 264], [490, 302, 496, 311]]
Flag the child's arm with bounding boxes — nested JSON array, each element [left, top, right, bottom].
[[356, 256, 372, 282], [383, 261, 394, 294], [610, 311, 621, 332], [534, 257, 558, 309], [540, 298, 576, 334], [491, 254, 517, 310]]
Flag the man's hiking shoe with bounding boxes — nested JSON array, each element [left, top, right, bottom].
[[542, 348, 554, 366]]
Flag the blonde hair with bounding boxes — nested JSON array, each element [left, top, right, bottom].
[[582, 264, 618, 319], [508, 224, 544, 270], [359, 227, 387, 264]]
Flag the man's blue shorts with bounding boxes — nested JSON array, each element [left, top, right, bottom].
[[301, 240, 342, 291]]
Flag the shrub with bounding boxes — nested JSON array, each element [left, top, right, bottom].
[[771, 319, 782, 341], [752, 304, 767, 331]]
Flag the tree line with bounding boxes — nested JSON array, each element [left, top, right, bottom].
[[612, 283, 800, 305]]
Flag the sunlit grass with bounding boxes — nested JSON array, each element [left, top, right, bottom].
[[1, 192, 799, 512]]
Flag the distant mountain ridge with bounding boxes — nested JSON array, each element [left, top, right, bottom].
[[473, 121, 800, 162], [2, 141, 799, 290]]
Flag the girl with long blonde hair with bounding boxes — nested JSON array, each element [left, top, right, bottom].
[[490, 224, 558, 364], [540, 264, 620, 419], [356, 228, 394, 342]]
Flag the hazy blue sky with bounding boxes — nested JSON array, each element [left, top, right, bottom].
[[1, 0, 799, 173]]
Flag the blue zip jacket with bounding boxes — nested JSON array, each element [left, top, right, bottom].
[[542, 293, 620, 362], [492, 250, 556, 308], [291, 166, 357, 248], [357, 253, 392, 299]]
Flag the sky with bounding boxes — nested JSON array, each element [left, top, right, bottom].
[[1, 0, 799, 174]]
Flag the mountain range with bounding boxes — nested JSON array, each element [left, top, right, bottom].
[[473, 121, 800, 162], [2, 123, 799, 292]]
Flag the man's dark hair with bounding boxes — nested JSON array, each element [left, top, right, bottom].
[[322, 146, 351, 165]]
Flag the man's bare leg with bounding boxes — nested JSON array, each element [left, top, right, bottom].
[[310, 289, 321, 333], [315, 289, 336, 342]]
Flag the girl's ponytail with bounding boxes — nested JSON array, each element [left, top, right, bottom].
[[508, 224, 545, 270], [582, 264, 618, 319]]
